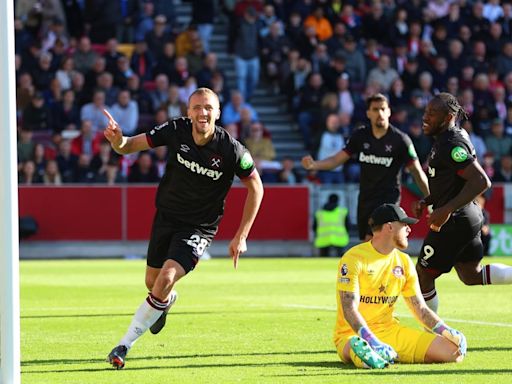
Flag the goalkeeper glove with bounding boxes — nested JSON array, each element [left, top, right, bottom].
[[358, 326, 398, 363], [432, 321, 467, 356]]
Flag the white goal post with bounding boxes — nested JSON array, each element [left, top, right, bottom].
[[0, 0, 21, 383]]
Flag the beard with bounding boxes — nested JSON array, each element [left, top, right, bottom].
[[393, 233, 409, 250]]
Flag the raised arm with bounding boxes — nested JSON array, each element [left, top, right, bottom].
[[229, 170, 264, 269], [301, 150, 350, 171], [103, 109, 151, 155]]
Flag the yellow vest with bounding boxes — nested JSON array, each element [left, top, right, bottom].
[[314, 207, 349, 248]]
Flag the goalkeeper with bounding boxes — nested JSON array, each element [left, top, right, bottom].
[[334, 203, 466, 369]]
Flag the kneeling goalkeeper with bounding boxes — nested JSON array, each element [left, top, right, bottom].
[[334, 203, 466, 368]]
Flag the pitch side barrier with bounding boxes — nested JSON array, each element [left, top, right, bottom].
[[18, 183, 507, 243]]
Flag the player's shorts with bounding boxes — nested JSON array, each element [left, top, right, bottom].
[[147, 210, 217, 273], [336, 324, 436, 364], [418, 201, 484, 274], [357, 194, 399, 240]]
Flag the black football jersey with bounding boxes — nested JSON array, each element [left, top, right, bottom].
[[426, 126, 476, 209], [146, 117, 255, 226], [343, 125, 418, 201]]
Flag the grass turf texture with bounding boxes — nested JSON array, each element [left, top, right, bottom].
[[21, 257, 512, 384]]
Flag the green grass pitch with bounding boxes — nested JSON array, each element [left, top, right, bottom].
[[21, 257, 512, 384]]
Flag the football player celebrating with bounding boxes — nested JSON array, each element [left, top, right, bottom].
[[335, 203, 466, 369], [103, 87, 264, 369], [413, 93, 512, 314], [302, 93, 429, 241]]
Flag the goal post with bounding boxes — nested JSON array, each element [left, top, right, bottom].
[[0, 0, 21, 383]]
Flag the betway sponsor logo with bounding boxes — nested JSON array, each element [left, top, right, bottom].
[[359, 152, 393, 167], [177, 153, 223, 180]]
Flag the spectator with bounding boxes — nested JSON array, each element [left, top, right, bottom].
[[178, 76, 198, 105], [153, 41, 176, 79], [149, 74, 170, 112], [504, 104, 512, 136], [191, 0, 215, 53], [116, 0, 139, 43], [80, 89, 109, 133], [72, 36, 98, 75], [185, 40, 206, 76], [32, 143, 48, 181], [95, 71, 119, 107], [316, 113, 345, 185], [74, 153, 96, 183], [31, 52, 55, 91], [55, 139, 78, 182], [276, 157, 302, 184], [408, 120, 432, 166], [51, 89, 80, 134], [130, 40, 155, 82], [145, 14, 173, 61], [19, 160, 41, 185], [495, 41, 512, 79], [84, 56, 108, 100], [110, 89, 139, 136], [260, 20, 290, 93], [366, 54, 399, 93], [304, 6, 333, 42], [485, 119, 512, 162], [55, 56, 75, 91], [126, 74, 153, 115], [196, 52, 226, 90], [233, 6, 261, 101], [335, 73, 355, 118], [296, 72, 327, 149], [362, 1, 389, 45], [168, 56, 190, 87], [164, 84, 187, 119], [493, 154, 512, 182], [22, 92, 52, 131], [42, 159, 62, 185], [103, 38, 125, 74], [91, 140, 118, 182], [135, 0, 156, 42], [128, 151, 160, 183], [16, 72, 35, 114], [17, 127, 35, 165], [462, 120, 487, 161], [175, 24, 199, 58], [222, 90, 258, 126], [483, 0, 504, 23], [112, 56, 135, 89], [244, 121, 277, 179]]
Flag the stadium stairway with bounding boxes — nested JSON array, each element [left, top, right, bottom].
[[175, 1, 308, 163]]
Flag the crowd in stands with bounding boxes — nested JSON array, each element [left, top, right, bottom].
[[14, 0, 512, 187]]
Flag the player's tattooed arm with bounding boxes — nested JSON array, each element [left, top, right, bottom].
[[340, 290, 369, 333], [404, 293, 443, 329]]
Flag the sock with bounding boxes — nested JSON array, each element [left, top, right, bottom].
[[422, 288, 439, 313], [349, 347, 369, 369], [482, 264, 512, 285], [118, 293, 168, 349]]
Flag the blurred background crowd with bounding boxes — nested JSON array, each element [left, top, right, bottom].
[[14, 0, 512, 187]]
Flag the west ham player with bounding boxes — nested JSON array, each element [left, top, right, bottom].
[[335, 203, 466, 369], [103, 87, 264, 369], [413, 93, 512, 314], [302, 93, 429, 240]]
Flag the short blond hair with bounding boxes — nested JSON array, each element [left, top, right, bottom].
[[188, 87, 220, 106]]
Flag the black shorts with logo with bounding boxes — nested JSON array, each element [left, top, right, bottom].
[[418, 201, 484, 274], [147, 210, 217, 273]]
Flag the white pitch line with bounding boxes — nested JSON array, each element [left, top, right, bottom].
[[283, 304, 512, 328]]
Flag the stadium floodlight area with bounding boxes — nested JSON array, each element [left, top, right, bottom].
[[0, 0, 20, 383]]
